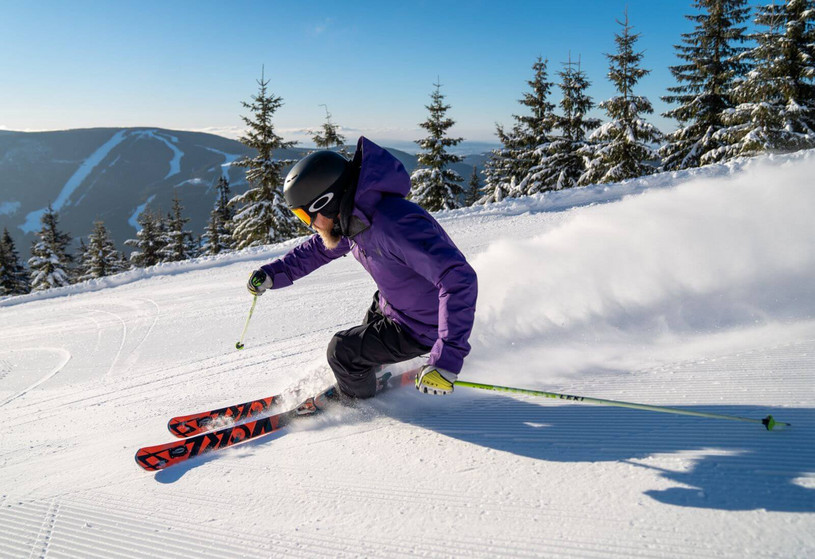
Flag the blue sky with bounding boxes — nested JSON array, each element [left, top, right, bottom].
[[1, 1, 762, 150]]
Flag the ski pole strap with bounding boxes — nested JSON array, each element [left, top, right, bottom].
[[453, 380, 790, 431]]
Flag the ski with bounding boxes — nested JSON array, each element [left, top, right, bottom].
[[136, 368, 418, 472], [168, 393, 283, 438], [167, 365, 420, 438]]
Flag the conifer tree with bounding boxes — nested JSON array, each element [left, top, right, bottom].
[[310, 105, 349, 157], [76, 237, 89, 279], [230, 71, 298, 248], [28, 205, 74, 292], [714, 0, 815, 158], [525, 57, 600, 191], [582, 13, 662, 184], [466, 166, 482, 206], [482, 124, 527, 203], [482, 58, 556, 202], [126, 210, 165, 268], [202, 177, 235, 256], [78, 221, 128, 281], [161, 194, 195, 262], [660, 0, 751, 169], [410, 81, 465, 211], [0, 227, 30, 295]]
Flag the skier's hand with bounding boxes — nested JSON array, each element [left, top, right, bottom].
[[415, 365, 458, 395], [247, 269, 272, 296]]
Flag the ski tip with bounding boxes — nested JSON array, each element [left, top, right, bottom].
[[134, 450, 164, 472]]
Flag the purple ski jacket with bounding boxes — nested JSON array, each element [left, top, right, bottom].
[[260, 137, 477, 373]]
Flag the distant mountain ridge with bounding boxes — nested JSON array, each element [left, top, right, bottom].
[[0, 128, 487, 259]]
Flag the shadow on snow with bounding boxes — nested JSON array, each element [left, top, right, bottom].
[[151, 387, 814, 514], [394, 391, 814, 513]]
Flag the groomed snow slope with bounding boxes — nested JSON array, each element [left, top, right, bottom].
[[1, 152, 814, 558]]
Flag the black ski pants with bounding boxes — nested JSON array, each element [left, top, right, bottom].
[[327, 292, 431, 399]]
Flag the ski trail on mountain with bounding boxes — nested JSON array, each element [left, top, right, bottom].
[[19, 129, 129, 233]]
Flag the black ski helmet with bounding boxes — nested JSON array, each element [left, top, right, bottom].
[[284, 150, 350, 226]]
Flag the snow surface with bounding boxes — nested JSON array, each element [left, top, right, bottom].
[[202, 145, 243, 181], [127, 194, 156, 231], [1, 151, 814, 558], [133, 130, 184, 179]]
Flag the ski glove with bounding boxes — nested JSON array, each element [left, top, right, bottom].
[[415, 365, 458, 395], [247, 269, 273, 296]]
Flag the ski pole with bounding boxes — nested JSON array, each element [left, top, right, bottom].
[[454, 380, 790, 431], [235, 295, 258, 350]]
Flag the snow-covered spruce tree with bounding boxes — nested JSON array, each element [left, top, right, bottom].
[[160, 194, 195, 262], [581, 13, 662, 185], [481, 124, 526, 203], [126, 210, 165, 268], [482, 57, 556, 202], [713, 0, 815, 158], [0, 227, 30, 295], [28, 205, 74, 292], [230, 72, 298, 248], [410, 81, 464, 212], [660, 0, 751, 170], [78, 221, 128, 281], [202, 176, 235, 256], [525, 57, 600, 191], [310, 105, 349, 157]]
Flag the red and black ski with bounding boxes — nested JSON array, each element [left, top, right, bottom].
[[168, 394, 282, 438], [137, 387, 335, 471], [136, 369, 418, 472]]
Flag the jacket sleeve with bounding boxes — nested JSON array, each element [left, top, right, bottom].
[[261, 235, 351, 289], [381, 213, 478, 373]]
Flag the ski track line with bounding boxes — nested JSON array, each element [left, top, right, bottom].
[[65, 311, 106, 355], [41, 321, 321, 408], [4, 320, 344, 416], [0, 348, 71, 408], [6, 351, 302, 429], [4, 345, 300, 426], [2, 347, 243, 413], [114, 297, 161, 354], [2, 297, 161, 414], [81, 307, 127, 379]]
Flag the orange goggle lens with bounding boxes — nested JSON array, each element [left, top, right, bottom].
[[292, 207, 312, 227]]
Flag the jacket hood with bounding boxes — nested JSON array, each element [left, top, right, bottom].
[[339, 137, 411, 237]]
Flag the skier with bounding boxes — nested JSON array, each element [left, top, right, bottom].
[[246, 137, 477, 399]]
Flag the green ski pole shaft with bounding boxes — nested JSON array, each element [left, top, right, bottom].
[[454, 380, 790, 431], [235, 295, 258, 350]]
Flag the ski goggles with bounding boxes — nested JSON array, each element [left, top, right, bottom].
[[291, 190, 341, 228], [291, 207, 316, 227]]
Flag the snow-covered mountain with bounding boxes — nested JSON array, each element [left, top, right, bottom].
[[0, 128, 484, 258], [0, 151, 813, 557], [0, 128, 255, 255]]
